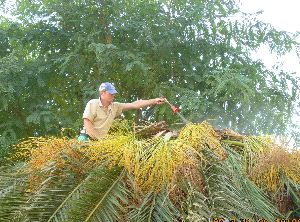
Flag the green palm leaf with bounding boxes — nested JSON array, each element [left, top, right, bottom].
[[286, 179, 300, 218], [128, 191, 180, 222], [287, 180, 300, 207], [0, 163, 29, 221], [186, 186, 210, 222], [225, 148, 281, 220], [24, 175, 80, 222], [0, 163, 83, 222], [67, 166, 129, 222], [46, 174, 92, 222], [186, 147, 281, 221], [0, 164, 128, 222]]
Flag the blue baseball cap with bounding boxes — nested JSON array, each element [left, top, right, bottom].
[[99, 82, 118, 94]]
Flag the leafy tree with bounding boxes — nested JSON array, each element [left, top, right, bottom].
[[0, 0, 300, 159]]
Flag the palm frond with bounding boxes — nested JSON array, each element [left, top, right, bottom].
[[186, 185, 211, 222], [204, 156, 255, 219], [0, 165, 126, 222], [23, 175, 80, 222], [287, 180, 300, 207], [128, 191, 180, 222], [218, 147, 280, 220], [0, 163, 29, 221], [186, 147, 281, 221], [286, 179, 300, 218], [67, 166, 129, 222], [0, 162, 85, 222], [46, 174, 92, 222]]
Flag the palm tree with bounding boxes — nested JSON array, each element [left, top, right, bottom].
[[1, 121, 300, 221]]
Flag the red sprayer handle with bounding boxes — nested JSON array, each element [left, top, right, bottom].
[[170, 104, 180, 113], [161, 95, 190, 123], [164, 98, 180, 113]]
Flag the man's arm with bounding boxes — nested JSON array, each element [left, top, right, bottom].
[[122, 98, 165, 111], [83, 118, 102, 139]]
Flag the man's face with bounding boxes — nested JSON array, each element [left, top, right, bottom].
[[100, 91, 116, 103]]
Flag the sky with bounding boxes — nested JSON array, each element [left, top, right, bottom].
[[240, 0, 299, 33], [239, 0, 300, 74]]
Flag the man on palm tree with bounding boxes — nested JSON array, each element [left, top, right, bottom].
[[79, 82, 165, 140]]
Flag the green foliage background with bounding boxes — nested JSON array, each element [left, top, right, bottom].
[[1, 0, 300, 158]]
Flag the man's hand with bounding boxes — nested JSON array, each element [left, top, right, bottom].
[[153, 97, 166, 105]]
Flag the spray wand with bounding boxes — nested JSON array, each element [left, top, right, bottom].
[[161, 95, 190, 124]]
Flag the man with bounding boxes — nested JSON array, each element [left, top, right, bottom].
[[79, 82, 165, 140]]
